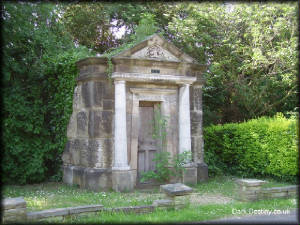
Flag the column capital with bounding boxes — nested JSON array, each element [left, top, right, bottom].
[[114, 80, 126, 85], [192, 84, 203, 88], [180, 83, 190, 88]]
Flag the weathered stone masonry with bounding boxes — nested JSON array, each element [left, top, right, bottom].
[[62, 61, 114, 191], [62, 34, 208, 192]]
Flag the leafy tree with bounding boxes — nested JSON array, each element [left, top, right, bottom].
[[163, 2, 298, 124], [61, 3, 117, 52], [227, 3, 298, 119], [2, 2, 93, 184], [61, 3, 152, 53]]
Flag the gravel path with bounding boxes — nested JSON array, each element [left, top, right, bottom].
[[189, 193, 234, 205], [128, 192, 234, 205]]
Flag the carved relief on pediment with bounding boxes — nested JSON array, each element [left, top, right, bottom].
[[131, 44, 180, 61], [146, 45, 164, 58]]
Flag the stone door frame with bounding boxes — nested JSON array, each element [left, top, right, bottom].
[[129, 88, 177, 174], [111, 72, 197, 189]]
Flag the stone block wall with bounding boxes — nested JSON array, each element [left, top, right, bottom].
[[63, 81, 113, 168], [236, 179, 298, 201], [190, 85, 203, 163], [62, 62, 113, 191], [259, 186, 298, 199], [190, 85, 208, 182], [2, 197, 27, 223]]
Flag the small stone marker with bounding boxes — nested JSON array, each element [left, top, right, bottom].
[[236, 179, 266, 201], [159, 183, 193, 209]]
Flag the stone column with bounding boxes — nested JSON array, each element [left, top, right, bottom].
[[190, 85, 208, 182], [113, 80, 130, 170], [112, 80, 134, 192], [179, 84, 192, 154], [178, 84, 197, 185]]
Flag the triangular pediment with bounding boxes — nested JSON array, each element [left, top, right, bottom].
[[113, 34, 197, 63]]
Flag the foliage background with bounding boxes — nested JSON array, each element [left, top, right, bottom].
[[2, 2, 298, 184], [204, 114, 298, 182]]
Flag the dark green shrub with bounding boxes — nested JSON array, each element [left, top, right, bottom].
[[204, 113, 298, 182], [2, 3, 93, 184], [3, 47, 92, 185]]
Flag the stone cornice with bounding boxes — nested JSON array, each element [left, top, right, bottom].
[[130, 88, 177, 95], [112, 57, 206, 70], [76, 56, 207, 73], [112, 72, 197, 85]]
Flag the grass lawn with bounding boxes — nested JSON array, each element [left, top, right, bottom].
[[2, 176, 298, 223]]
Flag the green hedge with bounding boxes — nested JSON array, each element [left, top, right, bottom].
[[204, 113, 298, 182]]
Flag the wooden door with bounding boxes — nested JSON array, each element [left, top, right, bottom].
[[137, 101, 158, 184]]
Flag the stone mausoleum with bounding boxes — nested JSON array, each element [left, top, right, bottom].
[[62, 34, 208, 192]]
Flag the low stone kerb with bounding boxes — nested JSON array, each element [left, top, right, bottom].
[[27, 204, 103, 220], [152, 199, 174, 207]]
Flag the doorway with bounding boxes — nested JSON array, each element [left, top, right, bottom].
[[137, 101, 160, 184]]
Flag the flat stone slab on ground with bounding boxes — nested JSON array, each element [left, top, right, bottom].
[[236, 179, 266, 187], [160, 183, 193, 197]]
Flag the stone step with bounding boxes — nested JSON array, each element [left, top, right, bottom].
[[160, 183, 193, 197]]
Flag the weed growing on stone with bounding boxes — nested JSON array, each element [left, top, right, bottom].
[[140, 106, 192, 183]]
